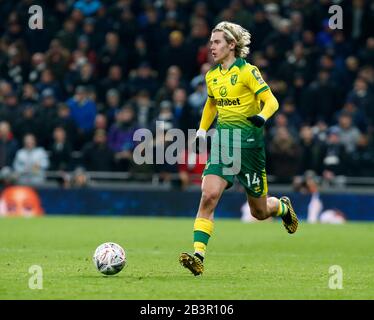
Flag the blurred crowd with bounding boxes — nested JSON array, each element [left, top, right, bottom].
[[0, 0, 373, 187]]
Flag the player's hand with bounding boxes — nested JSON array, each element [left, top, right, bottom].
[[247, 115, 266, 128], [192, 129, 207, 154]]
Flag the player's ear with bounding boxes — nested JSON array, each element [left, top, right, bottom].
[[229, 41, 236, 51]]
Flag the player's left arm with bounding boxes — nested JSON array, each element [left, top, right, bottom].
[[247, 89, 279, 128]]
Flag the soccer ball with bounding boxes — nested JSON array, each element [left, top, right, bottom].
[[93, 242, 126, 275]]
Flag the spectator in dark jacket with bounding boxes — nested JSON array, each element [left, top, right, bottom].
[[82, 129, 114, 171], [0, 121, 18, 169], [49, 127, 72, 171]]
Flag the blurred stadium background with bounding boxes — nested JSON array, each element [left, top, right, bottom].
[[0, 0, 373, 221]]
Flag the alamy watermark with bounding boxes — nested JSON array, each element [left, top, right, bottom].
[[328, 265, 343, 290], [132, 121, 242, 175], [28, 5, 43, 30], [28, 265, 43, 290], [328, 5, 343, 30]]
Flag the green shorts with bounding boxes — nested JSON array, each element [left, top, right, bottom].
[[202, 146, 268, 198]]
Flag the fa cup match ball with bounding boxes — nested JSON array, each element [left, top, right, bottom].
[[93, 242, 126, 275]]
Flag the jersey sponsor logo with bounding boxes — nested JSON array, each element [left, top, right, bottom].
[[231, 74, 238, 85], [251, 69, 264, 84], [219, 86, 227, 97], [216, 98, 241, 106]]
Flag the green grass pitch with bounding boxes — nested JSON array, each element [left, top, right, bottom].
[[0, 216, 373, 299]]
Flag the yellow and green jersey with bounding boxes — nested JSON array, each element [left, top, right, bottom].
[[206, 57, 270, 148]]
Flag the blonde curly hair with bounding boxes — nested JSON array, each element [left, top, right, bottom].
[[212, 21, 251, 58]]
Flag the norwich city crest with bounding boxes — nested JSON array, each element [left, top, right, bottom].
[[231, 74, 238, 85]]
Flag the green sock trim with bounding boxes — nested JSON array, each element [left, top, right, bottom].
[[277, 201, 287, 217], [281, 202, 288, 216], [194, 230, 210, 245]]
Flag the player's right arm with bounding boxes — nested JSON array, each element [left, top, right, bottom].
[[197, 71, 217, 137], [193, 97, 216, 153], [198, 97, 217, 133]]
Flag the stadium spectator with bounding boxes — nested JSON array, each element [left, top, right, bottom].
[[172, 88, 196, 133], [52, 103, 78, 150], [127, 61, 158, 98], [190, 1, 214, 28], [68, 167, 91, 188], [330, 112, 361, 154], [98, 65, 126, 102], [268, 112, 298, 141], [129, 36, 154, 69], [98, 32, 128, 77], [82, 129, 114, 171], [133, 90, 155, 129], [186, 17, 210, 74], [114, 9, 139, 52], [298, 125, 323, 175], [358, 37, 374, 67], [158, 30, 194, 80], [107, 104, 138, 171], [1, 42, 28, 86], [0, 81, 13, 104], [153, 100, 176, 132], [76, 32, 97, 66], [189, 62, 210, 111], [341, 56, 360, 92], [268, 127, 302, 182], [347, 77, 374, 128], [66, 85, 97, 148], [228, 0, 253, 31], [35, 69, 62, 101], [0, 121, 18, 169], [69, 61, 97, 91], [94, 113, 108, 132], [300, 69, 341, 124], [0, 91, 21, 127], [55, 18, 78, 51], [350, 134, 374, 177], [320, 127, 348, 182], [28, 53, 47, 84], [21, 83, 39, 105], [13, 104, 42, 144], [280, 97, 302, 130], [45, 39, 71, 87], [101, 88, 121, 127], [333, 100, 368, 133], [154, 73, 180, 106], [49, 127, 72, 171], [312, 120, 329, 144], [74, 0, 102, 17], [13, 134, 49, 185]]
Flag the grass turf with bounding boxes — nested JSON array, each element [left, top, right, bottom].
[[0, 216, 373, 300]]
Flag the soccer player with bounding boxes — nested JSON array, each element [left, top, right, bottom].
[[179, 21, 298, 276]]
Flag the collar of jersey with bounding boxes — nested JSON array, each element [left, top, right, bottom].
[[219, 57, 244, 75]]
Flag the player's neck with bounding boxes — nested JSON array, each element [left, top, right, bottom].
[[220, 55, 236, 70]]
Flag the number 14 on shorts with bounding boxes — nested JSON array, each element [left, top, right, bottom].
[[245, 172, 260, 187]]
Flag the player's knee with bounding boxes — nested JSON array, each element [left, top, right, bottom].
[[251, 208, 268, 220], [201, 189, 221, 207]]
